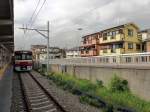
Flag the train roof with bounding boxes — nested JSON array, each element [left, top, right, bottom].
[[15, 50, 32, 54]]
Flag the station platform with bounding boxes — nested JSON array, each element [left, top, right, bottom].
[[0, 66, 13, 112]]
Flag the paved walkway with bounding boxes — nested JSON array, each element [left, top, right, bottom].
[[0, 66, 13, 112]]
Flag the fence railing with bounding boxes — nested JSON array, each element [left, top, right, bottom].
[[39, 52, 150, 65]]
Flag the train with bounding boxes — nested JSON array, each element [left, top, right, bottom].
[[14, 50, 33, 72]]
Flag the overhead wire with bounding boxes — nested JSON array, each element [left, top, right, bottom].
[[29, 0, 47, 28], [28, 0, 41, 25]]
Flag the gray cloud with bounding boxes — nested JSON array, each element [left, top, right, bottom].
[[15, 0, 150, 50]]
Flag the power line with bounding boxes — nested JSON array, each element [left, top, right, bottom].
[[28, 0, 41, 24], [30, 0, 47, 28]]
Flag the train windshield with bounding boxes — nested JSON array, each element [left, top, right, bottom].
[[15, 53, 32, 60]]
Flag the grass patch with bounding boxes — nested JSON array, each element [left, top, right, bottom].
[[47, 72, 150, 112]]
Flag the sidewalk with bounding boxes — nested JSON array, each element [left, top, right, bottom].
[[0, 66, 13, 112]]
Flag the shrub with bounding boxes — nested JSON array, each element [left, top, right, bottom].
[[80, 95, 102, 108], [109, 75, 129, 92], [96, 80, 103, 87], [47, 72, 150, 112]]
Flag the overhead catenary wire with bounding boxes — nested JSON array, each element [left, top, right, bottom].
[[28, 0, 41, 25], [29, 0, 47, 28]]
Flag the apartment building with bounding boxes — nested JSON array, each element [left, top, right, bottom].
[[80, 33, 101, 57], [99, 23, 142, 55], [139, 29, 150, 52]]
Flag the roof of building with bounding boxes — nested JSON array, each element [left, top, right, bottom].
[[66, 47, 80, 51], [82, 22, 139, 39], [31, 45, 61, 50], [102, 22, 139, 32], [82, 32, 101, 38], [139, 29, 150, 33]]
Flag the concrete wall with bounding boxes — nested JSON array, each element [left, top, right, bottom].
[[50, 64, 150, 101]]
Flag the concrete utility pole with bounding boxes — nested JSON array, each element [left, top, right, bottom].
[[47, 21, 50, 75], [19, 21, 50, 75]]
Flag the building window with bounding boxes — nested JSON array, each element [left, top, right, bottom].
[[111, 49, 116, 53], [116, 30, 119, 34], [128, 43, 133, 49], [86, 50, 89, 54], [81, 51, 84, 54], [136, 44, 141, 50], [103, 37, 107, 40], [103, 49, 107, 53], [103, 33, 107, 36], [119, 29, 123, 34], [128, 29, 133, 36], [112, 31, 116, 36]]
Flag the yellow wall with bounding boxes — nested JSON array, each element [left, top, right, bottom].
[[99, 23, 142, 56], [123, 24, 141, 53], [100, 48, 125, 55]]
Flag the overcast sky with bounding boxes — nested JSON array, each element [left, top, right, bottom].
[[14, 0, 150, 50]]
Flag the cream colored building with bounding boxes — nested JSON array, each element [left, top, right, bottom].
[[99, 23, 142, 55]]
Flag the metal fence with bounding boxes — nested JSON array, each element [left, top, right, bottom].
[[39, 52, 150, 65]]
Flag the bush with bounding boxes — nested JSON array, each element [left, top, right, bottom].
[[109, 75, 129, 92], [80, 95, 102, 108], [47, 72, 150, 112], [96, 80, 103, 87]]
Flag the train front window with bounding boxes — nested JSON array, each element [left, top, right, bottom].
[[22, 54, 26, 60], [15, 55, 21, 60], [15, 53, 32, 60], [26, 54, 32, 60]]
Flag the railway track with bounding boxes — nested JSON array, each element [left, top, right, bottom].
[[18, 72, 67, 112]]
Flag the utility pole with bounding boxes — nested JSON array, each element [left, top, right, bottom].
[[47, 21, 50, 75], [19, 21, 50, 75]]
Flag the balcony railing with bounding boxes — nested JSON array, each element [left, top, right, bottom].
[[99, 34, 124, 44], [38, 52, 150, 66], [81, 50, 97, 56], [100, 48, 124, 55]]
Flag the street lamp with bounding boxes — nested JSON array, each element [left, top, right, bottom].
[[77, 28, 83, 46]]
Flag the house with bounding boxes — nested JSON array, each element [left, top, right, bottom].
[[99, 23, 142, 55], [139, 29, 150, 52], [80, 33, 101, 57], [66, 47, 80, 58], [31, 45, 66, 61]]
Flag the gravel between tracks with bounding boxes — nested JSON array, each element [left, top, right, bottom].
[[11, 72, 27, 112], [31, 71, 101, 112]]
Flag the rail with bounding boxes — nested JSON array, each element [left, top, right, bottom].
[[18, 72, 67, 112]]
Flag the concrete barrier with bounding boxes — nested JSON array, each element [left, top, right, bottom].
[[50, 64, 150, 101]]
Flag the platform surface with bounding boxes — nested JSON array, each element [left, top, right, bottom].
[[0, 67, 13, 112]]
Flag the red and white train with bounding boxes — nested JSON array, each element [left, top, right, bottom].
[[14, 50, 33, 71]]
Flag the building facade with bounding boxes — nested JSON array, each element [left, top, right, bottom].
[[80, 33, 101, 57], [80, 23, 142, 56], [31, 45, 66, 61], [66, 47, 80, 58], [139, 29, 150, 52], [99, 23, 141, 55]]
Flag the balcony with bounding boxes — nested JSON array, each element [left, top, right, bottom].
[[99, 34, 124, 44], [100, 48, 124, 55], [82, 39, 98, 47], [81, 50, 97, 57]]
